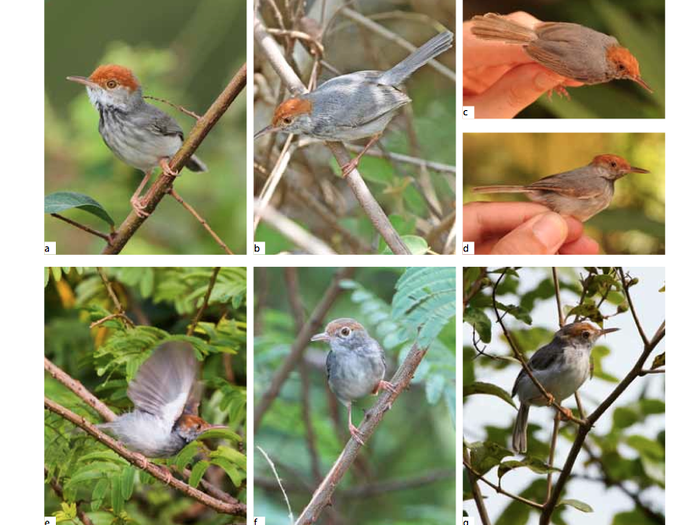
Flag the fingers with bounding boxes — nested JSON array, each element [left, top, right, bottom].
[[490, 212, 569, 254], [560, 235, 600, 255], [466, 64, 568, 118], [464, 202, 557, 243]]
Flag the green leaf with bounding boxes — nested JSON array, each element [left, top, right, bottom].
[[45, 191, 114, 227], [91, 478, 109, 511], [467, 441, 511, 475], [188, 460, 210, 488], [121, 465, 135, 500], [110, 473, 123, 514], [464, 381, 516, 409], [557, 499, 593, 513], [199, 427, 242, 443], [498, 457, 558, 479], [652, 352, 665, 369], [464, 307, 492, 343], [211, 446, 247, 471], [425, 373, 445, 404], [211, 457, 244, 487], [381, 235, 428, 255]]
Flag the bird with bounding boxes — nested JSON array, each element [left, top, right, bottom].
[[470, 13, 651, 93], [311, 318, 396, 445], [511, 322, 619, 453], [255, 31, 454, 177], [98, 342, 227, 459], [67, 65, 207, 218], [471, 154, 649, 222]]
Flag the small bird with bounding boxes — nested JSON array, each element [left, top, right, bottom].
[[511, 322, 619, 453], [471, 13, 652, 93], [311, 318, 396, 445], [255, 31, 454, 177], [98, 342, 227, 458], [471, 154, 649, 222], [67, 65, 207, 218]]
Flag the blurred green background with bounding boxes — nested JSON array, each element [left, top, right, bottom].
[[463, 133, 665, 254], [254, 267, 456, 524], [254, 0, 457, 254], [464, 0, 665, 118], [45, 0, 246, 254]]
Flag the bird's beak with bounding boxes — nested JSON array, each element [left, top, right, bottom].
[[311, 332, 330, 343], [66, 75, 100, 89], [254, 125, 277, 140], [629, 166, 650, 174], [598, 327, 620, 336], [204, 423, 230, 431], [632, 76, 653, 93]]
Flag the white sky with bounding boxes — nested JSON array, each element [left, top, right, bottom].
[[462, 267, 665, 525]]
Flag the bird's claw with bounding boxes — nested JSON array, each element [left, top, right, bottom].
[[130, 196, 150, 218], [561, 407, 574, 421], [379, 380, 398, 394], [159, 159, 179, 177], [340, 158, 360, 178], [349, 424, 365, 446]]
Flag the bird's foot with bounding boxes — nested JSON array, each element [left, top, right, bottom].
[[547, 84, 571, 100], [378, 380, 398, 394], [133, 452, 149, 469], [159, 464, 173, 484], [159, 158, 179, 177], [130, 196, 150, 218], [561, 407, 573, 421], [545, 392, 556, 406], [349, 423, 365, 446], [340, 157, 361, 178]]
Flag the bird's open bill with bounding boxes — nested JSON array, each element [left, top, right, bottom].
[[632, 76, 653, 93], [202, 423, 230, 431], [66, 76, 99, 89], [629, 166, 650, 174], [311, 332, 330, 342], [254, 125, 277, 140], [599, 327, 620, 335]]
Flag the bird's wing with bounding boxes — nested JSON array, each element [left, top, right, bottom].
[[127, 342, 198, 426], [140, 103, 185, 140], [512, 342, 561, 395], [526, 172, 606, 200], [325, 350, 335, 382]]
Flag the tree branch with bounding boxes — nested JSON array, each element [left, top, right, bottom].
[[254, 267, 354, 431], [50, 213, 114, 244], [44, 397, 246, 516], [253, 16, 410, 254], [169, 190, 234, 254], [101, 63, 246, 254], [188, 267, 221, 336], [294, 341, 430, 524], [464, 447, 492, 525]]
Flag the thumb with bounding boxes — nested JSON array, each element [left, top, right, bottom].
[[470, 64, 564, 118], [491, 212, 569, 254]]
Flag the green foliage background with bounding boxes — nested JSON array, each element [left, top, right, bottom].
[[463, 133, 665, 254], [45, 0, 246, 254], [463, 267, 665, 525], [45, 267, 247, 524], [254, 267, 457, 523], [255, 1, 456, 254], [464, 0, 665, 118]]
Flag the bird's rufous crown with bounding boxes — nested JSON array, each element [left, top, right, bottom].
[[605, 46, 641, 78], [177, 413, 209, 430], [88, 64, 140, 91], [560, 322, 600, 338], [324, 318, 365, 336], [591, 154, 631, 171], [272, 98, 313, 126]]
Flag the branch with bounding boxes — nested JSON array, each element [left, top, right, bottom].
[[101, 63, 246, 254], [294, 341, 430, 525], [552, 268, 564, 328], [343, 469, 453, 498], [44, 397, 246, 516], [50, 213, 114, 244], [95, 268, 134, 328], [253, 16, 410, 254], [188, 267, 221, 336], [45, 466, 95, 525], [169, 190, 234, 254], [464, 447, 492, 525], [254, 267, 354, 431], [463, 457, 542, 510]]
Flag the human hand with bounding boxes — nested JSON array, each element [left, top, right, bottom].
[[463, 11, 583, 118], [463, 202, 600, 255]]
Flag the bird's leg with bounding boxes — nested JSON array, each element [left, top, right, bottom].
[[347, 403, 364, 446], [378, 380, 397, 394], [158, 157, 179, 177], [544, 392, 556, 406], [547, 84, 571, 100], [130, 170, 152, 218], [560, 407, 573, 421], [341, 134, 381, 178]]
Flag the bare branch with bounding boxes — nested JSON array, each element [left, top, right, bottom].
[[169, 190, 234, 254], [464, 447, 492, 525], [188, 267, 221, 336], [50, 213, 114, 244], [96, 268, 134, 329]]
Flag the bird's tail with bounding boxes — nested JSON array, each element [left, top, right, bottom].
[[472, 185, 531, 194], [186, 154, 207, 172], [471, 13, 537, 44], [512, 403, 529, 453], [379, 31, 454, 86]]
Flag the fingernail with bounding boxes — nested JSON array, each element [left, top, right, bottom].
[[532, 213, 567, 250]]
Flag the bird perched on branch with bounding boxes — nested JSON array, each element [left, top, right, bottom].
[[68, 65, 207, 218], [98, 342, 227, 458], [511, 322, 618, 453], [312, 319, 396, 445]]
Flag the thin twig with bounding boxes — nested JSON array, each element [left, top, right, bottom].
[[169, 190, 234, 254], [552, 268, 564, 328], [257, 446, 295, 524], [546, 412, 560, 502], [96, 267, 134, 328], [294, 341, 430, 524], [342, 144, 456, 173], [464, 447, 492, 525], [143, 95, 202, 120], [44, 397, 246, 515], [102, 63, 246, 254], [45, 466, 95, 525], [50, 213, 113, 244], [463, 458, 543, 510], [254, 268, 354, 431], [188, 267, 221, 336]]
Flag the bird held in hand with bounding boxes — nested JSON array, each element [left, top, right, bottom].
[[511, 322, 619, 453], [67, 65, 207, 218], [98, 342, 227, 459], [255, 31, 454, 177], [471, 154, 649, 221], [471, 13, 652, 93], [311, 318, 396, 445]]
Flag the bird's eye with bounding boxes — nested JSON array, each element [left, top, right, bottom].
[[106, 80, 118, 89], [618, 64, 626, 71], [283, 117, 293, 125], [582, 331, 591, 339], [340, 327, 351, 337], [611, 162, 617, 168]]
